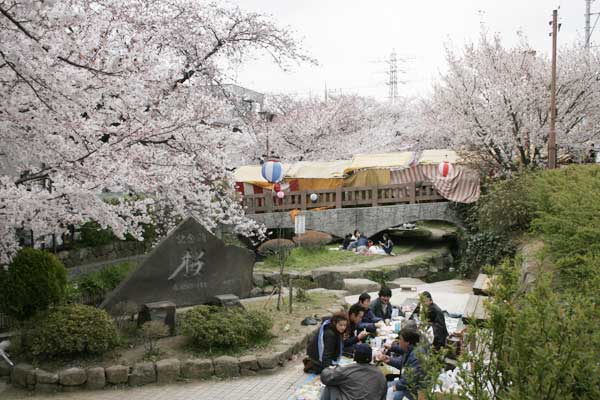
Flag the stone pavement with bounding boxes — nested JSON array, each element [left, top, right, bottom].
[[0, 359, 310, 400]]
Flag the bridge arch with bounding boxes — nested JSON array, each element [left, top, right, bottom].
[[248, 202, 462, 238]]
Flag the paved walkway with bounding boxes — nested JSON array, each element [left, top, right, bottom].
[[0, 359, 310, 400]]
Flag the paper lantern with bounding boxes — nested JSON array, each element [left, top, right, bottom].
[[309, 193, 318, 202], [276, 191, 285, 199], [261, 161, 284, 183], [438, 161, 454, 178], [273, 183, 281, 192]]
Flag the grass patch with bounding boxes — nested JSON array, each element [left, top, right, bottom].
[[259, 245, 414, 271]]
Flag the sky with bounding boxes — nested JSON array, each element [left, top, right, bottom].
[[229, 0, 591, 100]]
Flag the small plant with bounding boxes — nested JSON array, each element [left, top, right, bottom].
[[181, 305, 272, 352], [110, 301, 139, 336], [365, 270, 392, 287], [295, 287, 310, 303], [26, 304, 119, 357], [141, 321, 169, 358], [0, 248, 67, 321]]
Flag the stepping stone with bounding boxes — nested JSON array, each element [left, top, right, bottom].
[[343, 278, 380, 295]]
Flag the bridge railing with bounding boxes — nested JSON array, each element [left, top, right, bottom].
[[242, 181, 445, 214]]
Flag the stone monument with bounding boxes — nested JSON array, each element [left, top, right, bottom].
[[101, 217, 254, 310]]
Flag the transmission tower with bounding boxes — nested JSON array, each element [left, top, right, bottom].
[[387, 49, 398, 103]]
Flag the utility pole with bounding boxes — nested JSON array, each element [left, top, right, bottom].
[[586, 0, 592, 48], [388, 49, 398, 104], [548, 9, 558, 169]]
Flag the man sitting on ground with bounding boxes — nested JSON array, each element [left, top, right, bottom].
[[321, 343, 387, 400], [343, 304, 370, 356], [357, 292, 383, 332], [379, 328, 426, 400], [371, 286, 393, 321]]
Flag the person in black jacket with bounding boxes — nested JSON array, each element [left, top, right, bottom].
[[305, 312, 349, 374], [343, 303, 370, 356], [420, 291, 448, 350], [370, 286, 393, 321], [357, 292, 382, 333]]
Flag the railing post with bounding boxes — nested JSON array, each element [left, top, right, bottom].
[[409, 182, 416, 204], [265, 192, 273, 212], [372, 186, 379, 207], [301, 191, 307, 210], [336, 186, 342, 209]]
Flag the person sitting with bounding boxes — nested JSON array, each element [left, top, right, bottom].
[[305, 312, 348, 374], [367, 243, 387, 255], [343, 304, 370, 356], [379, 328, 426, 400], [371, 286, 393, 321], [341, 234, 353, 250], [357, 292, 382, 329], [347, 230, 361, 251], [321, 343, 388, 400], [353, 234, 369, 254], [379, 234, 394, 255], [420, 291, 449, 351]]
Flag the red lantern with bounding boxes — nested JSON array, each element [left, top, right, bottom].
[[273, 183, 281, 192], [438, 161, 454, 178]]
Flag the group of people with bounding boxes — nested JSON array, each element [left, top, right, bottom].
[[304, 287, 449, 400], [341, 230, 394, 256]]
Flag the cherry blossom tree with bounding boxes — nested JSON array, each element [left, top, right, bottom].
[[246, 94, 415, 162], [414, 32, 600, 172], [0, 0, 313, 263]]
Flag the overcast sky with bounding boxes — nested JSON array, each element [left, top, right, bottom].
[[230, 0, 591, 99]]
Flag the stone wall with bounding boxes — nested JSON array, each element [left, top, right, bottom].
[[253, 246, 454, 291], [249, 202, 461, 238], [56, 240, 148, 269], [2, 326, 317, 393]]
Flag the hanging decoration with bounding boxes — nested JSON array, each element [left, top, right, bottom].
[[273, 183, 281, 192], [276, 191, 285, 199], [309, 193, 319, 202], [438, 160, 454, 178], [261, 160, 284, 183]]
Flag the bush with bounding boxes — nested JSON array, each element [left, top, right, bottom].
[[458, 231, 515, 276], [257, 239, 295, 256], [26, 304, 119, 357], [292, 231, 332, 247], [76, 263, 134, 299], [181, 305, 272, 351], [141, 321, 169, 357], [0, 248, 67, 321], [78, 221, 115, 247]]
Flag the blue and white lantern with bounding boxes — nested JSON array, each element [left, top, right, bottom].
[[261, 160, 284, 183]]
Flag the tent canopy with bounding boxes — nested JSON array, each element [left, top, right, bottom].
[[285, 160, 350, 179], [418, 149, 461, 165], [345, 152, 414, 173]]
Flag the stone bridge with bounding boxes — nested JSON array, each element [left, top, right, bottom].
[[248, 202, 461, 238]]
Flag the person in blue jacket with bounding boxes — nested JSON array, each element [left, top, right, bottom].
[[378, 328, 426, 400]]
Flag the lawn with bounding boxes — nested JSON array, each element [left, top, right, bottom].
[[258, 244, 415, 271]]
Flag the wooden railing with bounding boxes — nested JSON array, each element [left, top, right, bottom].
[[242, 182, 445, 214]]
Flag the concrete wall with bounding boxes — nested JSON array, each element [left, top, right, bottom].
[[249, 202, 461, 238]]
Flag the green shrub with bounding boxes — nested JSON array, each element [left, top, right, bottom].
[[79, 221, 115, 247], [26, 304, 119, 357], [181, 305, 272, 351], [458, 231, 515, 276], [0, 248, 67, 321], [75, 263, 134, 299]]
